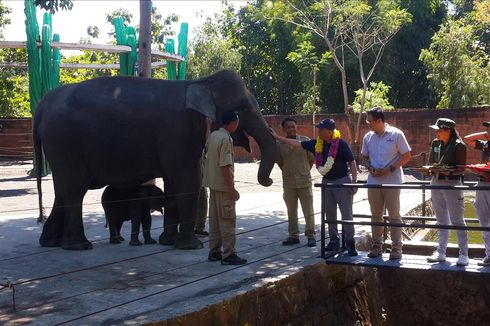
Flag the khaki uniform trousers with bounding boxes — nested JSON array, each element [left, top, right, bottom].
[[195, 187, 208, 232], [208, 189, 237, 259], [431, 177, 468, 256], [368, 188, 402, 249], [283, 186, 315, 238], [475, 182, 490, 257]]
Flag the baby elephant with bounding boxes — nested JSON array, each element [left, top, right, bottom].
[[102, 185, 166, 246]]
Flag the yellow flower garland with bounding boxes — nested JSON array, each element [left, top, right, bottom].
[[315, 129, 341, 176], [315, 129, 341, 154]]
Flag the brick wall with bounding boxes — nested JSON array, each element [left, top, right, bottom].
[[1, 106, 489, 163], [236, 106, 490, 164], [0, 118, 32, 159]]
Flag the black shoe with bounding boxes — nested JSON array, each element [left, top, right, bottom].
[[208, 251, 222, 262], [282, 237, 300, 246], [307, 238, 316, 247], [346, 241, 358, 256], [195, 229, 210, 236], [221, 253, 247, 265], [325, 240, 340, 251]]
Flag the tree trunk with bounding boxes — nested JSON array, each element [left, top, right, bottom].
[[138, 0, 152, 78], [312, 69, 317, 139]]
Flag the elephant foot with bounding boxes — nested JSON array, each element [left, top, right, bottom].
[[61, 239, 93, 250], [110, 237, 122, 244], [39, 236, 62, 247], [145, 238, 157, 245], [130, 240, 143, 246], [174, 233, 203, 250], [159, 232, 176, 246]]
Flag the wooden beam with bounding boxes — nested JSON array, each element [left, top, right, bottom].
[[0, 61, 167, 70], [151, 50, 184, 62], [0, 41, 185, 62]]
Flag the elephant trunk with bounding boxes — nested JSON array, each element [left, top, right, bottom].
[[242, 111, 276, 187]]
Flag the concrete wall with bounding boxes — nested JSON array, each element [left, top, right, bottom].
[[151, 263, 490, 326], [0, 119, 32, 159], [2, 106, 489, 163]]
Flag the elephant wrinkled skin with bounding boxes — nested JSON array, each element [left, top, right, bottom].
[[33, 70, 276, 250]]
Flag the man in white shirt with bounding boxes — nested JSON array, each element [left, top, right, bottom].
[[361, 107, 411, 260]]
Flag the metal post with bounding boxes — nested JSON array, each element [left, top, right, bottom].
[[321, 187, 325, 258]]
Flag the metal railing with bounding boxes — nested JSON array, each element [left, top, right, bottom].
[[315, 181, 490, 259]]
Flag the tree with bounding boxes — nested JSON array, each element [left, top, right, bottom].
[[352, 81, 394, 113], [87, 26, 99, 39], [287, 38, 331, 135], [187, 18, 242, 79], [222, 2, 303, 115], [138, 0, 152, 78], [34, 0, 73, 14], [420, 18, 490, 108], [272, 0, 411, 148]]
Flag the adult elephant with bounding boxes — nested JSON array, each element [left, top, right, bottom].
[[33, 70, 275, 250]]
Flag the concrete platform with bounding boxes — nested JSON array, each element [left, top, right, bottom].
[[325, 251, 490, 273], [0, 164, 433, 325]]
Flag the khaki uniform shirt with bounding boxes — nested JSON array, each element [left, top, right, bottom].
[[276, 135, 314, 189], [203, 128, 234, 192]]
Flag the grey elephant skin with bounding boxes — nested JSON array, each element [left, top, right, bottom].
[[33, 70, 276, 250], [102, 185, 165, 246]]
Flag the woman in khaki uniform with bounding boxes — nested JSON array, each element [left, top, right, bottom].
[[426, 118, 468, 266]]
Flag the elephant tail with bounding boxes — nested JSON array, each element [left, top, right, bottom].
[[33, 116, 46, 224]]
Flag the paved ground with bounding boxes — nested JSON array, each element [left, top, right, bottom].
[[0, 160, 429, 325]]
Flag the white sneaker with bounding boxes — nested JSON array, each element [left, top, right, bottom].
[[456, 255, 469, 266], [427, 252, 446, 263], [477, 256, 490, 266]]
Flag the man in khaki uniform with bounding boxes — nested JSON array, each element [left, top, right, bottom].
[[203, 110, 246, 265], [276, 118, 316, 247]]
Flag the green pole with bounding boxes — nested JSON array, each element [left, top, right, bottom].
[[24, 0, 41, 115], [112, 17, 129, 75], [165, 39, 177, 80], [52, 33, 61, 87], [177, 23, 188, 80], [127, 26, 137, 76]]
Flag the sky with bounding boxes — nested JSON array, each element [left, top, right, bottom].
[[3, 1, 247, 47]]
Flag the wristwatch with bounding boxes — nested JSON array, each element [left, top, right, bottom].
[[390, 165, 396, 173]]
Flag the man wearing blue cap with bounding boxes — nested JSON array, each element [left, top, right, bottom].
[[272, 118, 359, 256]]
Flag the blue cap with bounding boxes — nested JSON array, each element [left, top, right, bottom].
[[315, 118, 336, 130]]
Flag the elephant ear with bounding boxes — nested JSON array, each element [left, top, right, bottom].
[[185, 83, 216, 120]]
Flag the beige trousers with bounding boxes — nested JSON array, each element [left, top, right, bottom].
[[367, 188, 402, 249], [283, 186, 315, 238], [208, 190, 237, 259]]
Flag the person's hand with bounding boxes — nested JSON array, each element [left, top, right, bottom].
[[269, 127, 279, 140], [229, 188, 240, 202]]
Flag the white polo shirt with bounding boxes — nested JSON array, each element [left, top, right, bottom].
[[361, 124, 411, 185]]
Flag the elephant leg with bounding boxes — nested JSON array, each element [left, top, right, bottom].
[[108, 216, 122, 244], [142, 210, 156, 244], [39, 196, 64, 247], [129, 205, 142, 246], [159, 203, 178, 245], [60, 188, 92, 250], [116, 219, 125, 242], [174, 173, 203, 249]]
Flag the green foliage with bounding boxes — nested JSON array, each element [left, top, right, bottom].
[[60, 51, 119, 84], [222, 2, 303, 115], [0, 1, 11, 39], [151, 7, 178, 48], [87, 25, 99, 39], [34, 0, 73, 14], [352, 81, 394, 113], [0, 49, 30, 117], [187, 18, 241, 79], [420, 18, 490, 108]]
